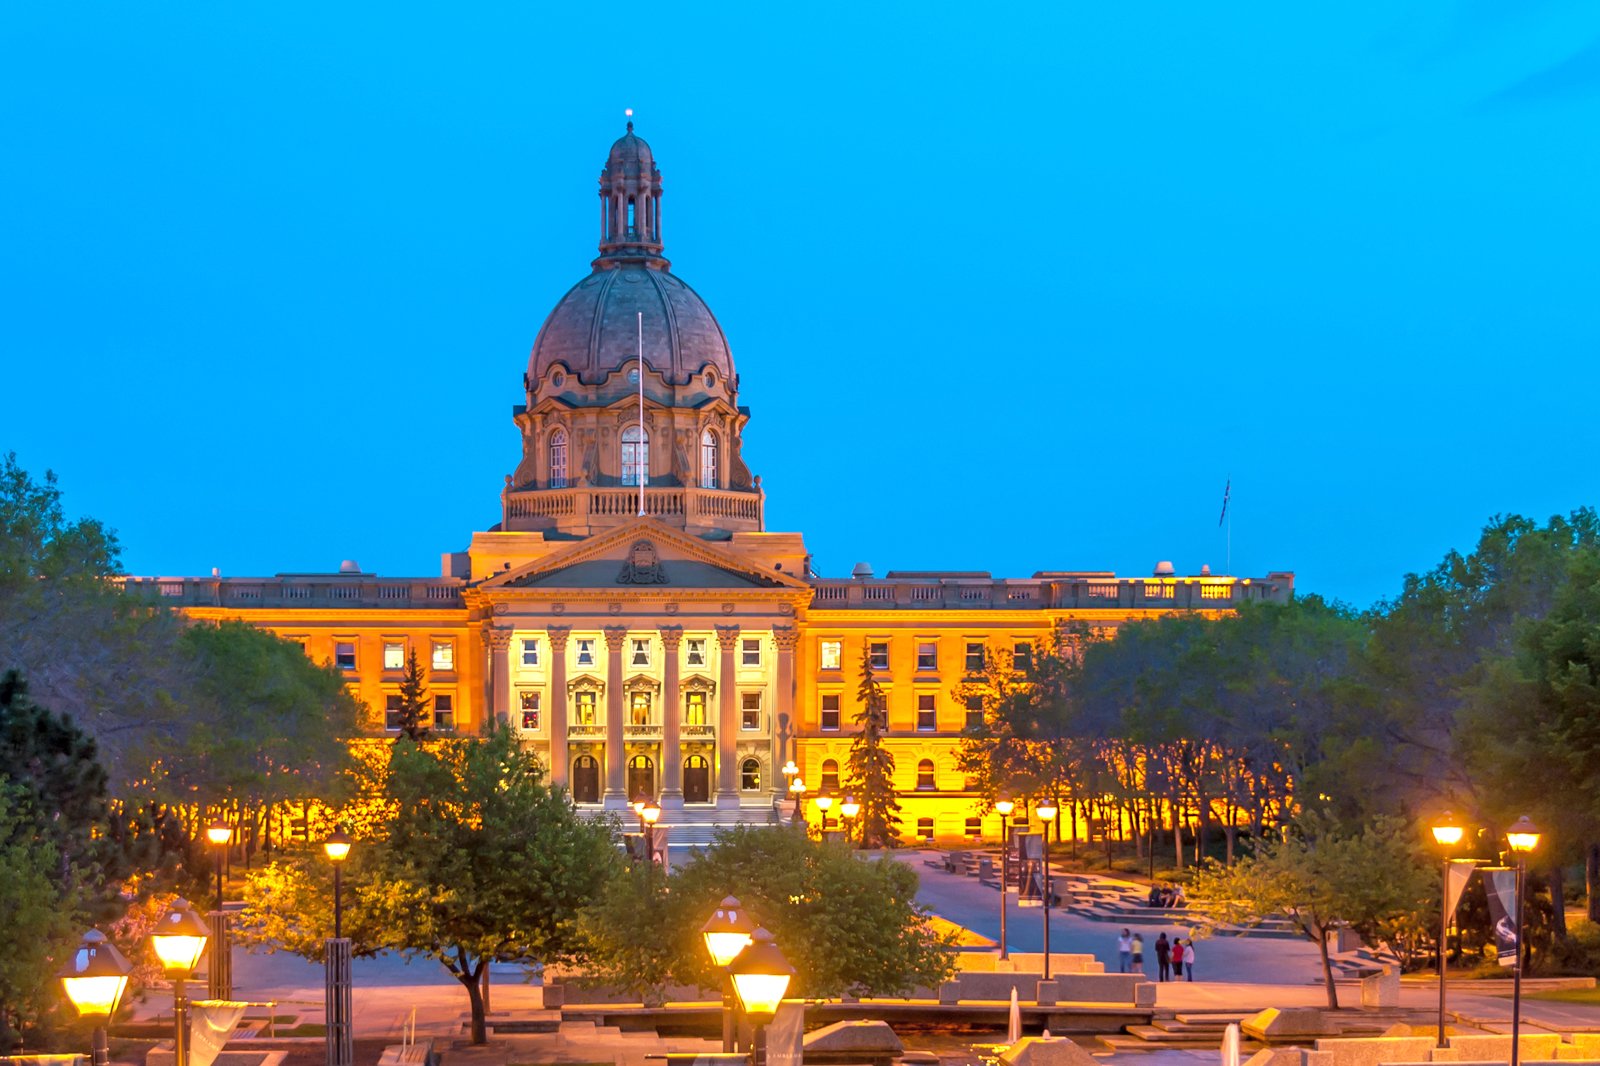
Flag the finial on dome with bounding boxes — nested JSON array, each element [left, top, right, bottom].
[[625, 107, 634, 132]]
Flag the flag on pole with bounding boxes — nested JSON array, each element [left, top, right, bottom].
[[1218, 479, 1231, 527]]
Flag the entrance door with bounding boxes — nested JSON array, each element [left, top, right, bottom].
[[683, 755, 710, 803], [572, 755, 600, 804], [627, 754, 656, 801]]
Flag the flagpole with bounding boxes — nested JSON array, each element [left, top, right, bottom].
[[637, 311, 645, 518]]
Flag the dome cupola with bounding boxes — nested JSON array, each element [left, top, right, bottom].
[[596, 120, 666, 269]]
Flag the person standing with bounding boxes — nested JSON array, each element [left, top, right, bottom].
[[1183, 938, 1196, 981], [1116, 929, 1132, 973], [1130, 932, 1145, 974], [1170, 936, 1185, 978], [1154, 932, 1171, 981]]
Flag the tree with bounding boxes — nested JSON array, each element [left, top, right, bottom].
[[845, 643, 901, 847], [1189, 812, 1434, 1007], [0, 784, 82, 1053], [393, 650, 431, 742], [237, 727, 619, 1043]]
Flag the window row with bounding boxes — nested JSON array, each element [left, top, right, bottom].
[[817, 639, 1033, 673], [515, 635, 766, 668], [545, 427, 723, 489], [568, 752, 762, 805], [811, 757, 945, 791], [514, 690, 766, 731], [334, 639, 456, 673], [383, 693, 455, 731], [817, 693, 985, 732]]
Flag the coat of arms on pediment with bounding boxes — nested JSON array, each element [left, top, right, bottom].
[[617, 540, 670, 585]]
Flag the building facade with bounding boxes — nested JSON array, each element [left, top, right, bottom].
[[138, 126, 1294, 845]]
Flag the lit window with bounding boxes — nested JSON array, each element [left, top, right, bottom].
[[965, 695, 985, 730], [519, 691, 540, 731], [741, 758, 761, 792], [521, 639, 540, 667], [630, 691, 651, 725], [741, 692, 761, 731], [686, 638, 706, 666], [335, 642, 357, 671], [549, 428, 568, 489], [917, 642, 937, 670], [574, 691, 598, 725], [965, 642, 985, 672], [820, 694, 840, 731], [916, 759, 936, 790], [742, 638, 761, 667], [432, 641, 454, 671], [869, 641, 889, 671], [685, 690, 707, 726], [917, 817, 935, 840], [965, 817, 982, 838], [1012, 642, 1030, 671], [820, 640, 842, 671], [701, 428, 719, 489], [631, 638, 651, 667], [917, 694, 936, 732], [433, 694, 454, 732], [622, 424, 649, 487], [576, 638, 595, 666], [821, 759, 840, 792], [384, 695, 402, 731], [383, 642, 405, 671]]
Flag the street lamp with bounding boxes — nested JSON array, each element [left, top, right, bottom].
[[788, 776, 806, 823], [729, 928, 794, 1066], [323, 828, 355, 1066], [1035, 798, 1059, 981], [1506, 815, 1541, 1066], [1430, 811, 1465, 1048], [205, 818, 234, 999], [839, 795, 860, 845], [59, 929, 133, 1066], [149, 898, 209, 1066], [702, 896, 756, 1053], [636, 795, 662, 862], [994, 795, 1015, 961], [815, 791, 834, 835]]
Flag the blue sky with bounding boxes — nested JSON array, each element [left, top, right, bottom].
[[4, 3, 1598, 609]]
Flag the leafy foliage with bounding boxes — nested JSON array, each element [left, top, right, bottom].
[[0, 784, 82, 1053]]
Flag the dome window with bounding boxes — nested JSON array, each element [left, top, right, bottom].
[[704, 370, 715, 387], [701, 429, 720, 490], [552, 371, 565, 387], [622, 424, 650, 487], [549, 428, 568, 489]]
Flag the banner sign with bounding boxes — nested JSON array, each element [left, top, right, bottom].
[[188, 1001, 248, 1066], [1015, 832, 1044, 908], [1481, 867, 1518, 967], [1445, 859, 1477, 923], [767, 1001, 805, 1066]]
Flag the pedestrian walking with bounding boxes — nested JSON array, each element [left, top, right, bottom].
[[1183, 938, 1196, 981], [1130, 932, 1144, 974], [1116, 929, 1132, 973], [1154, 932, 1171, 982], [1170, 936, 1185, 978]]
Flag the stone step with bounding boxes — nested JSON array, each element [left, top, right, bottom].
[[1173, 1013, 1254, 1025], [1151, 1018, 1235, 1034], [1125, 1025, 1229, 1045]]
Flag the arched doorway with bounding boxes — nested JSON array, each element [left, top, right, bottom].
[[572, 755, 600, 804], [684, 755, 710, 804], [627, 754, 656, 801]]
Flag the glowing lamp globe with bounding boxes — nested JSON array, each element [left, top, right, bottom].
[[205, 820, 233, 847], [781, 760, 799, 779], [815, 793, 833, 813], [700, 895, 755, 968], [1035, 799, 1059, 822], [58, 930, 133, 1020], [729, 927, 794, 1025], [1506, 815, 1541, 854], [323, 829, 354, 863], [1431, 812, 1465, 848], [839, 796, 860, 820], [789, 777, 805, 795], [149, 898, 210, 977], [994, 796, 1015, 817], [640, 799, 662, 825]]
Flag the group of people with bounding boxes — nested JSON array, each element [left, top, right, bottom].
[[1146, 883, 1187, 908], [1116, 928, 1195, 982]]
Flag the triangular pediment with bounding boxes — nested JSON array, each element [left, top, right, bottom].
[[479, 518, 810, 593]]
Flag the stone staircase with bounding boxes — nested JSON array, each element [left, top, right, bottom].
[[1099, 1010, 1255, 1052]]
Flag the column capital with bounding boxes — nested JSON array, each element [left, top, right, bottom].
[[658, 624, 684, 651], [772, 625, 799, 652], [487, 627, 514, 652], [547, 625, 571, 652], [715, 624, 742, 650], [603, 625, 629, 652]]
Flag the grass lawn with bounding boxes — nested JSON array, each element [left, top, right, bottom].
[[1524, 988, 1600, 1005]]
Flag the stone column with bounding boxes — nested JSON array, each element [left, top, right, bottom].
[[603, 625, 628, 805], [772, 625, 798, 794], [546, 626, 571, 786], [487, 628, 513, 731], [659, 625, 684, 809], [715, 624, 741, 805]]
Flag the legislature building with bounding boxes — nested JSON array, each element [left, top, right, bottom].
[[133, 125, 1294, 845]]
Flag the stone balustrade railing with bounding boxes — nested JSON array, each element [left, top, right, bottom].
[[118, 575, 466, 609], [808, 574, 1294, 611]]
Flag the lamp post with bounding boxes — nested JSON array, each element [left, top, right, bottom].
[[729, 928, 794, 1066], [1036, 798, 1059, 981], [839, 795, 860, 846], [322, 828, 354, 1066], [781, 760, 798, 796], [815, 792, 834, 837], [1430, 812, 1465, 1048], [205, 818, 234, 999], [1506, 816, 1541, 1066], [149, 898, 210, 1066], [59, 929, 133, 1066], [788, 776, 806, 823], [636, 795, 662, 861], [994, 795, 1015, 960], [702, 896, 756, 1053]]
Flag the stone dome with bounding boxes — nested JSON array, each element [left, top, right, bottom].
[[529, 266, 734, 387]]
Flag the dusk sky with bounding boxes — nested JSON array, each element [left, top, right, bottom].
[[5, 3, 1599, 610]]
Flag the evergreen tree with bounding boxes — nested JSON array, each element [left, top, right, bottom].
[[845, 643, 901, 848], [395, 649, 431, 741]]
